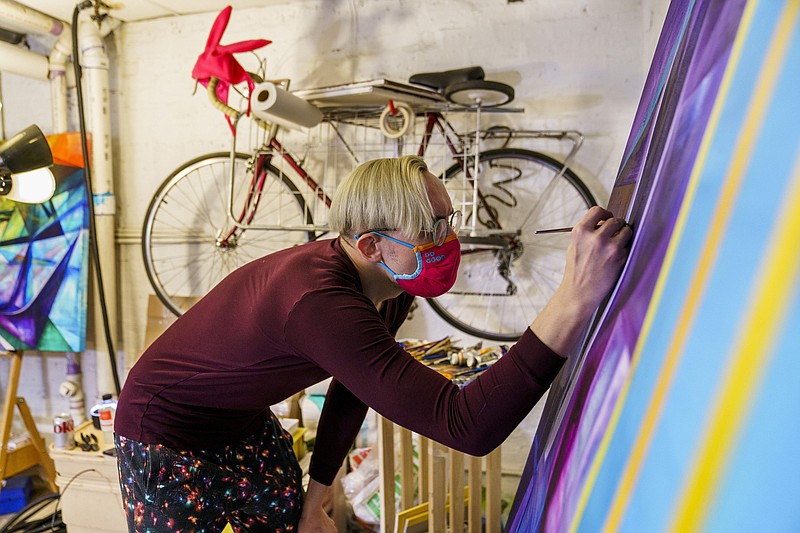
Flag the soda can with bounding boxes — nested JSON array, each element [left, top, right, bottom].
[[53, 413, 75, 450]]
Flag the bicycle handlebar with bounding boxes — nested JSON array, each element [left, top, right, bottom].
[[207, 78, 242, 120]]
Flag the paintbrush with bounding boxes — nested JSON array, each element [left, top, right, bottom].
[[535, 220, 633, 235], [534, 226, 574, 234]]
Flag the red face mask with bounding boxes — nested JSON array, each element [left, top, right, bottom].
[[375, 233, 461, 298]]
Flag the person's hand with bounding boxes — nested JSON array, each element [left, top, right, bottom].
[[530, 206, 632, 356], [561, 206, 632, 310], [298, 479, 337, 533], [297, 504, 336, 533]]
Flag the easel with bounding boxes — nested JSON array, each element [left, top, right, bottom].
[[0, 338, 58, 495]]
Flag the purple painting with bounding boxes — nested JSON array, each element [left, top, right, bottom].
[[506, 0, 749, 530]]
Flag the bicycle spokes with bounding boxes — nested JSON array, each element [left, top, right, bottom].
[[430, 149, 594, 340]]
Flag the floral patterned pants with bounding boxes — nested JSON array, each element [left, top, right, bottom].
[[115, 412, 302, 532]]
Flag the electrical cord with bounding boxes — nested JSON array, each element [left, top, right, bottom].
[[70, 1, 121, 395], [49, 468, 100, 532], [0, 494, 61, 533], [0, 468, 100, 533]]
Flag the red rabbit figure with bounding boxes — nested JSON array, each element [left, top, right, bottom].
[[191, 5, 271, 133]]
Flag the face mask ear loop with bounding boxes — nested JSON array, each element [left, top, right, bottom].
[[391, 250, 424, 280], [354, 233, 389, 271], [372, 232, 415, 249], [378, 261, 401, 278], [357, 231, 424, 280]]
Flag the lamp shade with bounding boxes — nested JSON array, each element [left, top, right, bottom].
[[0, 124, 53, 175], [1, 167, 56, 204], [0, 124, 56, 204]]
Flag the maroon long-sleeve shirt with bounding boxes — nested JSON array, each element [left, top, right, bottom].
[[116, 238, 564, 485]]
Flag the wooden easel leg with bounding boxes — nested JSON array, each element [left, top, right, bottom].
[[17, 397, 58, 493], [0, 351, 23, 481], [1, 350, 59, 494]]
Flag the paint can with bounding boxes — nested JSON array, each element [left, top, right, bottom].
[[53, 413, 75, 450]]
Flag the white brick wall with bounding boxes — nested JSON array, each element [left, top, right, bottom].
[[0, 0, 668, 445]]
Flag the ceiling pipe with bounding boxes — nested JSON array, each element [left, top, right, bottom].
[[49, 31, 72, 133], [0, 0, 65, 37], [49, 17, 118, 135], [0, 39, 48, 78], [0, 0, 72, 133], [78, 16, 120, 399]]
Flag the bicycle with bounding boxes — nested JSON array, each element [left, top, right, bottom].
[[142, 59, 596, 341]]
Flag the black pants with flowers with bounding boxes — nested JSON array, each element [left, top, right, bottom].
[[115, 412, 302, 532]]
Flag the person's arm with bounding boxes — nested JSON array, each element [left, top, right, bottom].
[[286, 206, 631, 465], [298, 298, 412, 531], [308, 379, 368, 485], [531, 206, 631, 356], [299, 379, 367, 531]]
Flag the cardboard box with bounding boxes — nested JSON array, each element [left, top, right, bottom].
[[144, 294, 199, 348]]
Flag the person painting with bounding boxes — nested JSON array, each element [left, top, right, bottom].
[[114, 155, 632, 532]]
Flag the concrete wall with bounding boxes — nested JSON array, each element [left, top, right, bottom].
[[0, 0, 668, 442]]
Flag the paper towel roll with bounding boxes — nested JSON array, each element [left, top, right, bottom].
[[251, 82, 323, 129]]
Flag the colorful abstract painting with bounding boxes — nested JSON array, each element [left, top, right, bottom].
[[0, 133, 89, 352], [507, 0, 800, 531]]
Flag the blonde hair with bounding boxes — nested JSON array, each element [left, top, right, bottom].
[[329, 155, 434, 238]]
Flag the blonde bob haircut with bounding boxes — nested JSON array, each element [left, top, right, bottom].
[[329, 155, 434, 239]]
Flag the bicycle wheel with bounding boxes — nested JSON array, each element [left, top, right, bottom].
[[142, 152, 314, 316], [428, 148, 596, 341]]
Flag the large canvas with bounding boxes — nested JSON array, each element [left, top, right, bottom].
[[0, 133, 89, 352], [507, 0, 800, 531]]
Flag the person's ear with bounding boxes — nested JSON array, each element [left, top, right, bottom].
[[354, 234, 384, 263]]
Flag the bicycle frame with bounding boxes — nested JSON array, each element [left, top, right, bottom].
[[147, 29, 598, 339], [222, 108, 584, 239], [144, 77, 596, 338]]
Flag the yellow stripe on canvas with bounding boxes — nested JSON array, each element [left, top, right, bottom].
[[567, 1, 760, 530], [669, 148, 800, 533], [668, 60, 800, 533], [599, 2, 796, 531], [600, 2, 797, 532]]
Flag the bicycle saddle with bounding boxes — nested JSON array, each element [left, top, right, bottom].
[[409, 66, 514, 108], [409, 66, 485, 92], [444, 79, 514, 108]]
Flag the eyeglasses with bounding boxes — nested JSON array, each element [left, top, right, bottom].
[[355, 210, 462, 247], [431, 210, 462, 246]]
